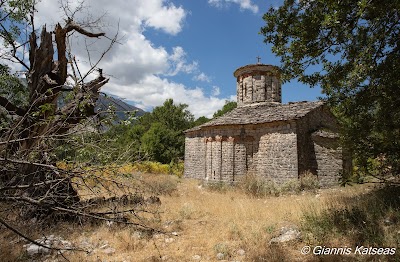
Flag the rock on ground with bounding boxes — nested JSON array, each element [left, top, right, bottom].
[[270, 227, 301, 243]]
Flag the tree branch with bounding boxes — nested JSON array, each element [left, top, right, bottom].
[[0, 216, 87, 253], [0, 157, 60, 175], [0, 179, 66, 192], [0, 95, 26, 116], [0, 23, 29, 70], [64, 19, 105, 38]]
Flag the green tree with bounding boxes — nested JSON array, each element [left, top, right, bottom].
[[1, 0, 35, 68], [140, 98, 194, 131], [193, 116, 210, 126], [134, 99, 194, 163], [0, 64, 27, 105], [0, 64, 28, 131], [213, 100, 237, 118], [141, 122, 182, 163], [261, 0, 400, 178]]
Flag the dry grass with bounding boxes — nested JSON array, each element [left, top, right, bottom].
[[1, 175, 396, 262]]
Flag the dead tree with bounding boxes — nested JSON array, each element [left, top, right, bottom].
[[0, 7, 164, 257], [1, 14, 161, 219], [0, 13, 126, 224]]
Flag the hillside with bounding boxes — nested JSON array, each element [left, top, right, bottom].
[[96, 94, 146, 122]]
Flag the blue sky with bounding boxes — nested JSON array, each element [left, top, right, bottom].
[[160, 0, 323, 104], [24, 0, 323, 118]]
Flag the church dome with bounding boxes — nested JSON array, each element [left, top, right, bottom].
[[233, 63, 281, 106]]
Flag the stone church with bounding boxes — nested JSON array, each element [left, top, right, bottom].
[[184, 63, 350, 187]]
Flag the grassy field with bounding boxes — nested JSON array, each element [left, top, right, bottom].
[[1, 173, 399, 262]]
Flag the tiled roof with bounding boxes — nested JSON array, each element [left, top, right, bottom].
[[185, 101, 324, 133]]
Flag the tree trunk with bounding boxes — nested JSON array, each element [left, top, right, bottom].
[[0, 19, 108, 213]]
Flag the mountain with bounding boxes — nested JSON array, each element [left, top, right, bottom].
[[96, 94, 146, 122], [18, 78, 145, 121]]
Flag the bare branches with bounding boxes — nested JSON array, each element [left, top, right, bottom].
[[0, 157, 61, 174], [0, 179, 66, 192], [0, 4, 165, 259], [64, 19, 105, 38], [0, 216, 86, 253], [0, 95, 26, 116], [54, 18, 105, 84], [60, 0, 86, 20], [0, 155, 164, 228], [80, 21, 119, 82], [0, 22, 30, 69]]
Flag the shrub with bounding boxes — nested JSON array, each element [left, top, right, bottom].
[[143, 174, 178, 196], [239, 171, 321, 197], [239, 173, 279, 197], [179, 203, 195, 219], [203, 181, 230, 193], [299, 171, 320, 191], [301, 186, 400, 247], [213, 242, 232, 258], [280, 179, 301, 194], [130, 161, 184, 177], [169, 161, 184, 178]]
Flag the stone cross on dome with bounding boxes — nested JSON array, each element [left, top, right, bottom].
[[256, 56, 261, 64]]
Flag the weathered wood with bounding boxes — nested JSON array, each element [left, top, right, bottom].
[[1, 19, 109, 211]]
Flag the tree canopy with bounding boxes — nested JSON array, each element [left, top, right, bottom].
[[261, 0, 400, 178], [213, 100, 237, 118], [139, 99, 193, 163]]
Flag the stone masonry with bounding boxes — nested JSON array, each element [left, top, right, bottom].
[[184, 63, 351, 187]]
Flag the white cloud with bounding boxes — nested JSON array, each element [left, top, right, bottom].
[[193, 73, 211, 82], [25, 0, 231, 118], [104, 75, 227, 118], [212, 86, 221, 96], [140, 2, 186, 35], [208, 0, 259, 13], [0, 43, 25, 73], [167, 46, 199, 76]]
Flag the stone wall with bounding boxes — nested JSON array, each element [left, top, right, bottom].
[[295, 105, 345, 187], [184, 105, 350, 187], [184, 121, 298, 184], [221, 137, 234, 182], [255, 124, 298, 183], [184, 137, 206, 179], [234, 64, 282, 106], [311, 132, 342, 186], [236, 73, 281, 106]]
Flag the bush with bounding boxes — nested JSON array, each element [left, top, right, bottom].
[[280, 179, 301, 194], [169, 161, 184, 178], [239, 173, 279, 197], [239, 171, 320, 197], [202, 181, 231, 193], [299, 171, 320, 191], [301, 186, 400, 248], [142, 174, 178, 196], [130, 161, 183, 177]]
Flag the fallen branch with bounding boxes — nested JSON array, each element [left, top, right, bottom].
[[0, 216, 88, 253]]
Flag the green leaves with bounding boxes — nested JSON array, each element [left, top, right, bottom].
[[141, 122, 183, 164], [0, 64, 27, 105], [213, 101, 237, 118], [0, 0, 35, 46], [138, 99, 194, 163], [261, 0, 400, 177]]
